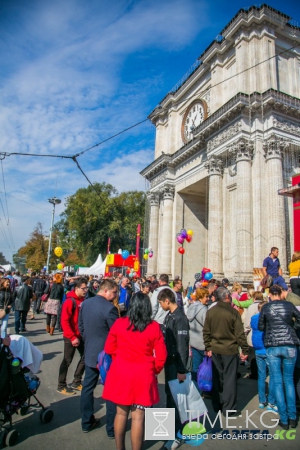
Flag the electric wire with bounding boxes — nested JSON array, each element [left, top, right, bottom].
[[73, 118, 149, 158], [2, 42, 299, 163], [0, 160, 15, 248], [0, 40, 298, 226], [72, 156, 101, 195], [0, 216, 11, 249], [0, 191, 52, 214]]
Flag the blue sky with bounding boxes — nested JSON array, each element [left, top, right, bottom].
[[0, 0, 300, 263]]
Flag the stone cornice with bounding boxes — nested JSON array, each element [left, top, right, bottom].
[[141, 89, 300, 181], [140, 153, 172, 179]]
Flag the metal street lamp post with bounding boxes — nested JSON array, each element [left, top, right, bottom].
[[46, 197, 61, 274]]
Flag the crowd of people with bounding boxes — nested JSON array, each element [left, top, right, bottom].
[[0, 246, 300, 450]]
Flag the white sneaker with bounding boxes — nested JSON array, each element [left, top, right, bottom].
[[164, 438, 185, 450], [171, 438, 185, 449]]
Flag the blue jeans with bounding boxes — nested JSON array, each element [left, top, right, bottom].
[[272, 276, 288, 291], [81, 365, 116, 434], [1, 313, 10, 338], [255, 353, 276, 405], [191, 347, 205, 383], [266, 346, 297, 424]]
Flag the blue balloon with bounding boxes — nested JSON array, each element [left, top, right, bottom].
[[122, 250, 129, 260], [204, 272, 213, 281]]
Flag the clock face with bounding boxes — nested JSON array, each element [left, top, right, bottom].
[[182, 101, 206, 142]]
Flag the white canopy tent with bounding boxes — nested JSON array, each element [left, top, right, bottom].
[[77, 254, 106, 275]]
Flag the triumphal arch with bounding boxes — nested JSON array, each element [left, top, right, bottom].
[[141, 5, 300, 283]]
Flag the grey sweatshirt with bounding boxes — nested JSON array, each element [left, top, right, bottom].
[[186, 302, 207, 350]]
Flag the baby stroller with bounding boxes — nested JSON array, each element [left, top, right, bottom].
[[0, 340, 54, 448]]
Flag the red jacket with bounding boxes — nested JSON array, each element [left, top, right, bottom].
[[102, 317, 167, 406], [61, 291, 84, 341]]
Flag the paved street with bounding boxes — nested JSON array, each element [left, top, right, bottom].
[[4, 312, 300, 450]]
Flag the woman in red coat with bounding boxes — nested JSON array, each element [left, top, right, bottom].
[[102, 292, 167, 450]]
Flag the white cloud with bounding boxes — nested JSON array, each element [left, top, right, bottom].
[[0, 0, 208, 262]]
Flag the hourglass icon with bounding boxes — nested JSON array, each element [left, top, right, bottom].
[[152, 411, 169, 437]]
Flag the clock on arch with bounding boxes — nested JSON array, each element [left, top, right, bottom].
[[181, 99, 207, 143]]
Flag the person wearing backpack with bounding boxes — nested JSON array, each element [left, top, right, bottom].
[[57, 277, 87, 395]]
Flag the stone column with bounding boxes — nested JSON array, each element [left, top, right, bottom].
[[205, 156, 223, 276], [263, 136, 287, 270], [147, 192, 160, 276], [159, 184, 175, 276], [231, 139, 254, 277]]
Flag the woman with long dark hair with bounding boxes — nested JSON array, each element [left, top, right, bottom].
[[0, 278, 13, 338], [102, 292, 167, 450]]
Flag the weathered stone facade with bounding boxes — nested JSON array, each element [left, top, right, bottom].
[[141, 5, 300, 283]]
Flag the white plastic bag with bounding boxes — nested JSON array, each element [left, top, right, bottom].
[[168, 372, 207, 424]]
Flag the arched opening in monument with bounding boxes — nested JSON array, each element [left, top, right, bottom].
[[174, 178, 208, 283]]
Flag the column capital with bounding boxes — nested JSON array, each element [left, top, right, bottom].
[[162, 184, 175, 200], [148, 191, 160, 206], [230, 139, 254, 163], [204, 155, 223, 176], [263, 135, 289, 161]]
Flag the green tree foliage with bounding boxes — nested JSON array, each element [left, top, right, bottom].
[[0, 252, 9, 265], [57, 183, 146, 265], [15, 222, 48, 271]]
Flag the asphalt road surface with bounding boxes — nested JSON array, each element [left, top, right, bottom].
[[3, 311, 299, 450]]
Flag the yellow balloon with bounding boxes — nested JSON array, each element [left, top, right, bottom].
[[143, 254, 148, 260], [187, 230, 193, 236], [54, 247, 63, 257], [57, 263, 63, 270]]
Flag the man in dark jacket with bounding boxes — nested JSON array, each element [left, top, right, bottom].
[[158, 288, 189, 438], [79, 279, 119, 435], [13, 276, 33, 334], [32, 275, 46, 317], [203, 287, 248, 417]]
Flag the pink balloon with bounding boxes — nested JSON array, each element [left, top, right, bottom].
[[176, 235, 184, 244], [149, 253, 153, 258]]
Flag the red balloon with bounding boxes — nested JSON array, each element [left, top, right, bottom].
[[186, 235, 192, 243], [203, 268, 211, 273], [178, 247, 185, 254]]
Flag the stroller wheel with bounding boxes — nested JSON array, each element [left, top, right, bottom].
[[20, 406, 29, 416], [40, 409, 54, 423], [5, 429, 18, 447], [0, 430, 6, 448]]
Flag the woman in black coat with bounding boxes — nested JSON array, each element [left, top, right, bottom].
[[0, 278, 13, 338], [258, 284, 300, 429]]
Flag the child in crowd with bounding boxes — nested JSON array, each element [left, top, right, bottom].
[[251, 302, 277, 411]]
